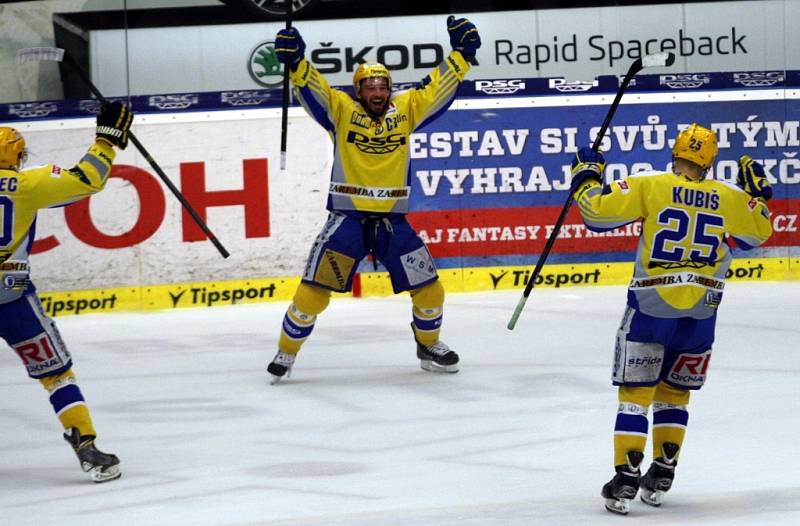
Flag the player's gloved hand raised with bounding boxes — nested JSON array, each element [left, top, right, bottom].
[[96, 101, 133, 149], [275, 27, 306, 67], [737, 155, 772, 200], [447, 16, 481, 59], [570, 147, 606, 194]]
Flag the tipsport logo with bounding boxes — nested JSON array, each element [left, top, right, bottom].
[[248, 41, 284, 88]]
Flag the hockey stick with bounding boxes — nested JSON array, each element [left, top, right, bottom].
[[279, 0, 294, 170], [507, 52, 675, 330], [16, 47, 230, 259]]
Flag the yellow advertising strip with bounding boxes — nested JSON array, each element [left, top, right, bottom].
[[37, 257, 799, 317], [356, 257, 799, 296], [37, 276, 303, 317]]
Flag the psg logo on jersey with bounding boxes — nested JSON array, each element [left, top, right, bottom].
[[345, 130, 406, 154]]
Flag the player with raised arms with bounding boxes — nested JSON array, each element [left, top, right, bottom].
[[267, 16, 480, 382], [569, 124, 773, 514], [0, 102, 133, 482]]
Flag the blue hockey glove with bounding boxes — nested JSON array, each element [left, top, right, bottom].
[[96, 101, 133, 149], [570, 147, 606, 194], [447, 17, 481, 59], [275, 27, 306, 66], [737, 155, 772, 200]]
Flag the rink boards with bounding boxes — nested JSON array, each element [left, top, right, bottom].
[[1, 79, 798, 315], [34, 256, 797, 317]]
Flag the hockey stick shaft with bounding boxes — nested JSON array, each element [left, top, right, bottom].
[[507, 53, 674, 330], [61, 53, 230, 259], [279, 0, 294, 171]]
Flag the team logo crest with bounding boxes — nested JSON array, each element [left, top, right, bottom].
[[248, 41, 284, 88]]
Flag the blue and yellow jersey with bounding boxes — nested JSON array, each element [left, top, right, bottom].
[[0, 140, 115, 303], [289, 52, 470, 213], [574, 172, 772, 319]]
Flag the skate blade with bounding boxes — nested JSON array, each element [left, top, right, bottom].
[[268, 368, 292, 385], [604, 497, 631, 515], [270, 374, 286, 385], [420, 360, 459, 374], [87, 464, 121, 483], [640, 489, 665, 507]]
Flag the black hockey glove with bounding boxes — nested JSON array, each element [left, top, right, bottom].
[[737, 155, 772, 200], [447, 17, 481, 60], [570, 147, 606, 195], [275, 27, 306, 67], [96, 101, 133, 149]]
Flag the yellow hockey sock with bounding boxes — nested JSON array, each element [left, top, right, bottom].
[[613, 385, 656, 466], [39, 369, 97, 437], [278, 283, 331, 354], [652, 382, 690, 460], [410, 280, 444, 347]]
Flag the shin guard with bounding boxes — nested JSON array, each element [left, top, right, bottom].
[[277, 283, 331, 355], [410, 280, 444, 347], [39, 369, 96, 438]]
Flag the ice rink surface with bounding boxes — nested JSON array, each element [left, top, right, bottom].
[[2, 282, 799, 525]]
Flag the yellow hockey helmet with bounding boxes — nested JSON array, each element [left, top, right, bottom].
[[672, 123, 718, 170], [0, 127, 27, 171], [352, 63, 392, 94]]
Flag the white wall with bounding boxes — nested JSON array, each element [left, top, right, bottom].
[[0, 0, 220, 102]]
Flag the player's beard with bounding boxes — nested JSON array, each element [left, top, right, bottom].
[[364, 97, 388, 119]]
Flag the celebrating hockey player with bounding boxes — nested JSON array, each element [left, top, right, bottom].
[[0, 102, 133, 482], [569, 124, 773, 514], [267, 16, 481, 381]]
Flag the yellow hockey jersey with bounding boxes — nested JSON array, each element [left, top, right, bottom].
[[574, 172, 772, 319], [289, 52, 470, 213], [0, 140, 115, 304]]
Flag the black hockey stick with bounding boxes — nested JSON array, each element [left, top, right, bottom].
[[17, 47, 230, 259], [279, 0, 294, 170], [507, 52, 675, 330]]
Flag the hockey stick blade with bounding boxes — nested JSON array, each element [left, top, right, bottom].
[[16, 47, 65, 64], [642, 52, 675, 69]]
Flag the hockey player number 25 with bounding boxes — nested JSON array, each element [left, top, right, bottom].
[[0, 196, 13, 247], [651, 208, 724, 264]]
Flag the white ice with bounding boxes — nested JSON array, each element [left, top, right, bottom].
[[2, 282, 799, 525]]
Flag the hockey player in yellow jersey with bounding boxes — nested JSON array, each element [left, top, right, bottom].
[[569, 124, 772, 514], [0, 102, 133, 482], [267, 17, 480, 382]]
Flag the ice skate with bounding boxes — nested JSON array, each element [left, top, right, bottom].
[[412, 324, 459, 373], [640, 442, 679, 507], [64, 427, 121, 483], [268, 351, 296, 384], [601, 451, 643, 515]]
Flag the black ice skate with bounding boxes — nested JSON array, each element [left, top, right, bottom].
[[601, 450, 644, 515], [640, 442, 679, 507], [64, 427, 121, 483], [267, 351, 296, 384], [412, 323, 459, 373]]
